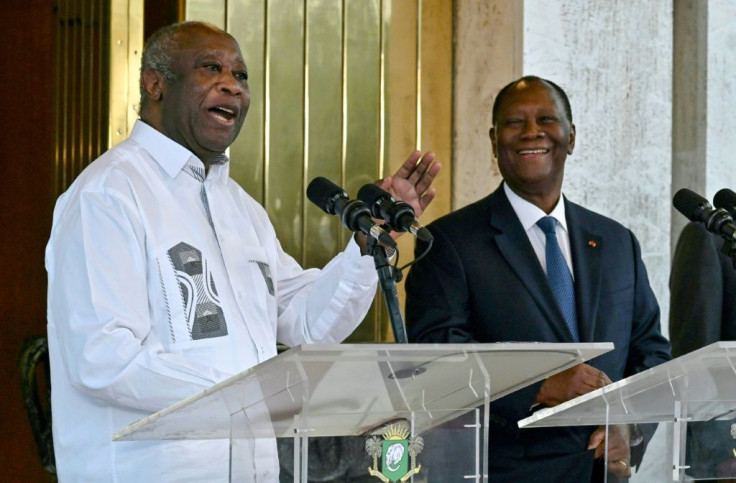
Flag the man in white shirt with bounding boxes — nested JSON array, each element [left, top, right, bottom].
[[46, 21, 440, 482]]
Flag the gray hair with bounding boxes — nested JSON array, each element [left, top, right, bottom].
[[139, 21, 221, 109]]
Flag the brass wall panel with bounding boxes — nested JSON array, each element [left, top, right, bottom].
[[417, 0, 452, 227], [185, 0, 226, 27], [384, 0, 418, 160], [382, 0, 420, 341], [342, 0, 382, 342], [264, 2, 306, 259], [109, 0, 143, 147], [342, 0, 381, 197], [390, 0, 453, 329], [304, 0, 345, 268], [54, 0, 114, 197], [229, 0, 267, 202]]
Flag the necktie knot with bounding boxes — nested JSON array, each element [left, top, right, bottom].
[[536, 216, 557, 236]]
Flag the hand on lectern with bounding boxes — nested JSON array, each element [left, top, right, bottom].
[[534, 363, 612, 407]]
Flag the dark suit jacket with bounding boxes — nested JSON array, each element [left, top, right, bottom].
[[669, 221, 736, 478], [670, 221, 736, 357], [406, 184, 672, 482]]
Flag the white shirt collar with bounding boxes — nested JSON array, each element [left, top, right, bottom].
[[129, 120, 230, 182], [503, 182, 569, 234]]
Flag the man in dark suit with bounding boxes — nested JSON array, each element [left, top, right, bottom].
[[405, 76, 672, 482], [670, 221, 736, 479]]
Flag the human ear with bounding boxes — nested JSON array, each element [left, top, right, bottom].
[[567, 123, 576, 155], [141, 69, 165, 101], [489, 127, 498, 158]]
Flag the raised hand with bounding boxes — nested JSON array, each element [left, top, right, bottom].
[[377, 150, 441, 220]]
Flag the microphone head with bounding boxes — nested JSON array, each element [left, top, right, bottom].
[[307, 177, 346, 215], [673, 188, 712, 222], [357, 183, 393, 218], [714, 188, 736, 216]]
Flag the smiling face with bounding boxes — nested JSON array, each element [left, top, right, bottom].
[[145, 23, 250, 164], [490, 79, 575, 212]]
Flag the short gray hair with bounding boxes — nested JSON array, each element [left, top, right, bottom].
[[139, 21, 220, 109]]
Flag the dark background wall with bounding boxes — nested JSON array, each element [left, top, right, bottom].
[[0, 1, 177, 479], [1, 1, 55, 480]]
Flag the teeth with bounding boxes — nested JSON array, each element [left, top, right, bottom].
[[518, 149, 548, 154], [210, 107, 235, 122]]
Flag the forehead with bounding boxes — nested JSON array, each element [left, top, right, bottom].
[[173, 26, 245, 65], [497, 81, 563, 114]]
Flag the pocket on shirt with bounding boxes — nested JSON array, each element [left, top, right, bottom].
[[239, 246, 277, 323], [155, 240, 229, 345], [239, 247, 273, 295]]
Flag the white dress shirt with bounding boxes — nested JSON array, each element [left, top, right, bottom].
[[46, 120, 378, 482], [503, 182, 574, 278]]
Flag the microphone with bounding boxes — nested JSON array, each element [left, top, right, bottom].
[[714, 188, 736, 217], [356, 183, 433, 242], [673, 188, 736, 241], [306, 177, 396, 249]]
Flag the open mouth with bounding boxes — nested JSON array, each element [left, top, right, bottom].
[[517, 148, 550, 155], [208, 106, 237, 123]]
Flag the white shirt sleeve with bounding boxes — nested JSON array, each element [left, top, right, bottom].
[[273, 236, 378, 346]]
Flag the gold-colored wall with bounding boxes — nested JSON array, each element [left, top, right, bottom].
[[184, 0, 453, 342], [53, 0, 145, 198]]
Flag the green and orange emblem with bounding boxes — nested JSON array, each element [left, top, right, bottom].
[[366, 424, 423, 482]]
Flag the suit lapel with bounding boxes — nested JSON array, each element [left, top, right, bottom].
[[488, 188, 572, 342], [564, 199, 603, 342]]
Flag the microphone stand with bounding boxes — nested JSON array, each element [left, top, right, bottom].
[[366, 236, 408, 343]]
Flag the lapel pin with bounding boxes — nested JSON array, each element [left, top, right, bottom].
[[588, 240, 597, 248]]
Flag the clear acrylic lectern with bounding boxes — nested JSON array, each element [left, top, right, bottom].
[[519, 341, 736, 481], [114, 342, 612, 482]]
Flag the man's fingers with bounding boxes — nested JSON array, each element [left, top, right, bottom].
[[395, 151, 438, 189], [414, 159, 441, 195], [393, 150, 423, 181], [418, 187, 436, 212]]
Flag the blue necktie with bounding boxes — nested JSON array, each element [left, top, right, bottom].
[[536, 216, 580, 341]]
